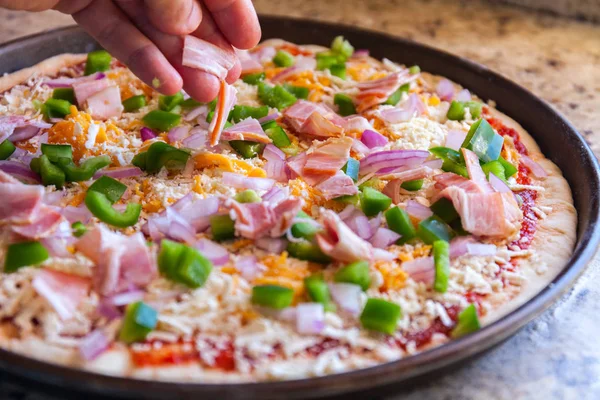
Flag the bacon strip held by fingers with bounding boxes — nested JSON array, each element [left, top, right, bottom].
[[182, 36, 236, 81], [208, 82, 237, 146]]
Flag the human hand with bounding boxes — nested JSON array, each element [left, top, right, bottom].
[[0, 0, 261, 101]]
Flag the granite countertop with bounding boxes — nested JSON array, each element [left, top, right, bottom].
[[0, 1, 599, 399]]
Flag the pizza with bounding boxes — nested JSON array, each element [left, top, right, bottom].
[[0, 35, 576, 382]]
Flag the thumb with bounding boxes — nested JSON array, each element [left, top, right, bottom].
[[144, 0, 202, 36]]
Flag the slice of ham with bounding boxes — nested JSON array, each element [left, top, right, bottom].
[[355, 71, 412, 112], [182, 35, 236, 81], [316, 209, 374, 263], [0, 171, 44, 224], [75, 225, 156, 295], [86, 86, 124, 120], [382, 166, 433, 204], [441, 187, 522, 238], [303, 137, 353, 176], [270, 197, 304, 237], [73, 79, 112, 106], [344, 116, 373, 133], [221, 118, 272, 143], [433, 172, 483, 194], [236, 49, 263, 75], [462, 148, 493, 193], [11, 205, 64, 239], [208, 81, 237, 145], [303, 111, 344, 138], [283, 100, 345, 137], [32, 269, 90, 321], [315, 170, 358, 200], [230, 197, 303, 239], [0, 116, 51, 143]]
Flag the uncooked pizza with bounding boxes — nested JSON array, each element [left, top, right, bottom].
[[0, 35, 576, 382]]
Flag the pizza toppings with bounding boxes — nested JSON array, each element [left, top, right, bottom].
[[182, 36, 236, 81], [0, 36, 558, 379]]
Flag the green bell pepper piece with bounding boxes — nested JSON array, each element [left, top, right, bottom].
[[265, 124, 291, 149], [287, 240, 331, 264], [71, 221, 87, 238], [400, 179, 423, 191], [383, 83, 410, 106], [242, 72, 265, 85], [229, 105, 269, 123], [85, 191, 141, 228], [88, 175, 126, 203], [84, 50, 112, 75], [0, 140, 16, 160], [461, 119, 503, 163], [360, 187, 392, 217], [158, 239, 213, 288], [144, 142, 190, 174], [429, 147, 469, 177], [119, 301, 157, 343], [43, 98, 72, 119], [230, 140, 264, 159], [283, 84, 309, 100], [142, 110, 181, 132], [334, 260, 371, 291], [39, 155, 65, 188], [331, 36, 354, 59], [430, 197, 459, 224], [334, 93, 356, 116], [341, 158, 360, 182], [158, 92, 184, 112], [210, 214, 236, 241], [257, 83, 298, 110], [451, 304, 481, 338], [498, 156, 518, 178], [417, 216, 454, 244], [385, 206, 416, 244], [360, 298, 402, 335], [433, 240, 450, 293], [252, 284, 294, 309], [235, 189, 261, 203], [4, 241, 49, 273], [57, 155, 111, 182], [122, 95, 147, 113], [304, 274, 336, 312], [52, 88, 76, 104], [273, 50, 295, 67]]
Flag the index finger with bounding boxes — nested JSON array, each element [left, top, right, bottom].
[[201, 0, 261, 50]]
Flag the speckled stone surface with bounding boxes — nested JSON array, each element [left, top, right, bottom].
[[0, 1, 599, 399]]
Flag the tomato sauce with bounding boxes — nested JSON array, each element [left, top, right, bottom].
[[131, 340, 236, 371]]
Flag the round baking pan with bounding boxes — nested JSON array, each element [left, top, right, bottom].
[[0, 16, 598, 400]]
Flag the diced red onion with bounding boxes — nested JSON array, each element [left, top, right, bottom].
[[255, 237, 288, 254], [10, 125, 41, 142], [521, 155, 547, 178], [359, 149, 429, 176], [361, 129, 388, 149], [369, 212, 382, 232], [43, 72, 105, 89], [370, 227, 401, 249], [402, 257, 434, 285], [378, 94, 426, 124], [195, 238, 230, 266], [296, 303, 325, 334], [422, 159, 443, 169], [184, 105, 208, 122], [353, 214, 373, 239], [329, 283, 362, 315], [405, 200, 433, 220], [455, 89, 472, 102], [222, 172, 275, 191], [96, 300, 121, 320], [258, 111, 281, 124], [235, 255, 261, 280], [489, 173, 512, 193], [140, 127, 156, 141], [167, 126, 190, 143], [338, 204, 357, 221], [265, 159, 288, 182], [449, 236, 475, 258], [445, 130, 466, 151], [94, 166, 142, 179], [79, 329, 110, 361], [263, 144, 285, 161], [110, 290, 145, 306], [182, 127, 207, 149], [0, 160, 41, 184], [436, 79, 455, 101]]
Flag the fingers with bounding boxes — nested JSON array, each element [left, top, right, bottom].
[[116, 0, 222, 102], [143, 0, 201, 35], [201, 0, 260, 49], [72, 0, 182, 95]]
